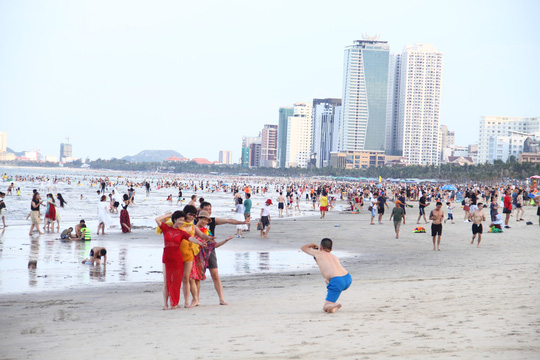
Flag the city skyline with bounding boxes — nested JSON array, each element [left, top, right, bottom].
[[1, 1, 538, 161]]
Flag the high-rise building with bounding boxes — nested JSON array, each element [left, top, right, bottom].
[[439, 125, 455, 162], [219, 150, 232, 165], [478, 116, 540, 163], [339, 39, 390, 153], [311, 98, 342, 168], [386, 44, 443, 165], [241, 135, 261, 168], [277, 107, 294, 168], [286, 102, 312, 168], [60, 142, 72, 162], [261, 124, 278, 168], [0, 132, 6, 153]]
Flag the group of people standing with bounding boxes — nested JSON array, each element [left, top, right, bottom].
[[157, 202, 249, 310]]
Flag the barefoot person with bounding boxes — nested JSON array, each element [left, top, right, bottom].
[[301, 238, 352, 313], [429, 202, 444, 251], [29, 192, 44, 235], [471, 203, 487, 247], [198, 201, 249, 305], [82, 247, 107, 266], [389, 200, 404, 239], [189, 211, 233, 307], [156, 211, 206, 310]]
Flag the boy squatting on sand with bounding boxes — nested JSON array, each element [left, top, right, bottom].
[[301, 238, 352, 313]]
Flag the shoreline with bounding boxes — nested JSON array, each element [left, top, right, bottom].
[[1, 206, 539, 359]]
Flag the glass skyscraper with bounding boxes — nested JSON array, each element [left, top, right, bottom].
[[277, 107, 293, 168], [339, 39, 389, 152]]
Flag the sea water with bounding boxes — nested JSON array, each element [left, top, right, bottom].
[[0, 166, 345, 294]]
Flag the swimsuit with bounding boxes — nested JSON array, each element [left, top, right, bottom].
[[326, 273, 352, 303]]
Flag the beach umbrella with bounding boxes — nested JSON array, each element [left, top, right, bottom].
[[530, 175, 540, 179], [442, 185, 457, 191]]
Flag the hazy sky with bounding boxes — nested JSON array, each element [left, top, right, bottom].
[[1, 0, 539, 162]]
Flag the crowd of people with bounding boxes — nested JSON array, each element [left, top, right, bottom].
[[2, 172, 540, 313]]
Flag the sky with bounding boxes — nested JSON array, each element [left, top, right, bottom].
[[1, 0, 539, 162]]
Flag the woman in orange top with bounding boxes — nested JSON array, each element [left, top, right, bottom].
[[180, 205, 213, 308]]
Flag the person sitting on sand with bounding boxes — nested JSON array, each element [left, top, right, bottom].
[[82, 247, 107, 266], [60, 227, 77, 240], [301, 238, 352, 313]]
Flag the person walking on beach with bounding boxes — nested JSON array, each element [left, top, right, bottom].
[[244, 193, 252, 232], [277, 192, 285, 218], [156, 211, 206, 310], [199, 201, 249, 305], [389, 200, 404, 239], [301, 238, 352, 313], [429, 202, 444, 251], [260, 199, 272, 238], [377, 192, 389, 224], [29, 192, 44, 235], [503, 190, 512, 229], [444, 202, 455, 224], [232, 197, 247, 237], [471, 203, 487, 247], [417, 194, 430, 224], [120, 194, 131, 233], [319, 192, 329, 219], [43, 193, 57, 232], [0, 192, 6, 228], [97, 195, 111, 235]]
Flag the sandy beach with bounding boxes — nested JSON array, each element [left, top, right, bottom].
[[1, 203, 539, 359]]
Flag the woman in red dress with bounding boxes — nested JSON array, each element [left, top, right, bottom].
[[155, 211, 205, 310], [120, 194, 131, 233]]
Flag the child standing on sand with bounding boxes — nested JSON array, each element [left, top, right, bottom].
[[301, 238, 352, 313]]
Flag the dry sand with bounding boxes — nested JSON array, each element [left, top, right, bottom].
[[1, 204, 539, 359]]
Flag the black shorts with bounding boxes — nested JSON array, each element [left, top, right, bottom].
[[472, 224, 483, 234], [208, 249, 218, 269], [261, 215, 270, 228], [503, 208, 511, 214], [278, 202, 284, 209], [419, 207, 425, 216], [113, 201, 119, 208], [378, 207, 384, 215], [537, 207, 540, 216], [431, 223, 442, 236]]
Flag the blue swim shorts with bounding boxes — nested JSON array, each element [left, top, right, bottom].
[[326, 273, 352, 303]]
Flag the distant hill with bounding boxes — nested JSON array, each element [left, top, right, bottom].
[[6, 147, 25, 157], [121, 150, 185, 163]]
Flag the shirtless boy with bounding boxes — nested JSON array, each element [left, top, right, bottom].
[[429, 202, 445, 251], [82, 247, 107, 266], [301, 238, 352, 313], [471, 203, 487, 247]]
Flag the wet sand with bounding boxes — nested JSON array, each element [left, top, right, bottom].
[[1, 204, 539, 359]]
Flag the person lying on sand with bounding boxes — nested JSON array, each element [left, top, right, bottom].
[[301, 238, 352, 313]]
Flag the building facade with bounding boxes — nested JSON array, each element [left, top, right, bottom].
[[60, 143, 72, 162], [219, 150, 233, 165], [241, 135, 261, 168], [311, 98, 342, 168], [286, 102, 312, 168], [329, 150, 386, 169], [478, 116, 540, 163], [386, 44, 443, 165], [277, 107, 294, 168], [260, 124, 278, 168], [339, 39, 389, 153]]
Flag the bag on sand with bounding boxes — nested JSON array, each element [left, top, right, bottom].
[[256, 221, 263, 231], [368, 206, 373, 211]]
